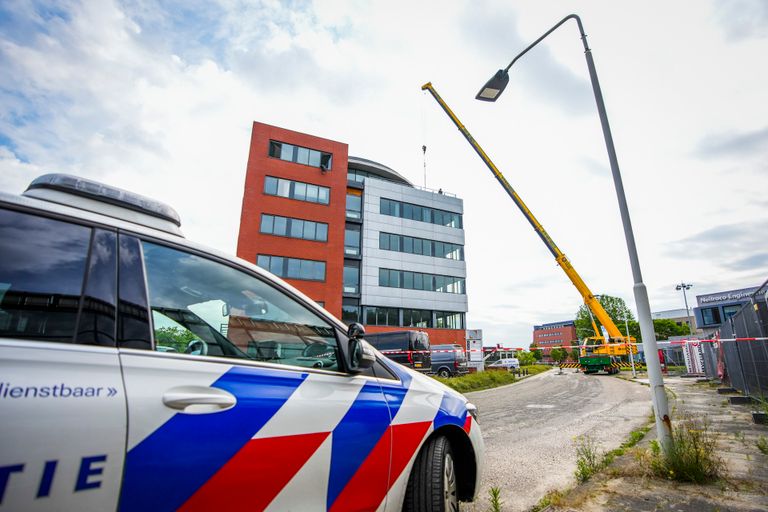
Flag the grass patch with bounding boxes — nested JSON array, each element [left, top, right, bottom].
[[529, 489, 564, 512], [435, 365, 550, 393], [641, 413, 724, 483], [757, 436, 768, 455]]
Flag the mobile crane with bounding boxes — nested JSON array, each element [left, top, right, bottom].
[[421, 82, 637, 374]]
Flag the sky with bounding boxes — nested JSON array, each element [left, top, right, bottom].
[[1, 0, 766, 347]]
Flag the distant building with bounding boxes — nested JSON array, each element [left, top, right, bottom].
[[693, 287, 759, 333], [237, 121, 468, 346], [652, 308, 697, 333], [532, 320, 577, 359]]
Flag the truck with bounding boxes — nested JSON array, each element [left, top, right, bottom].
[[422, 82, 637, 374]]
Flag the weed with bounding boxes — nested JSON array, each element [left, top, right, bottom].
[[529, 489, 564, 512], [487, 487, 502, 512], [574, 435, 602, 483], [757, 436, 768, 455], [648, 413, 724, 483], [734, 431, 746, 445]]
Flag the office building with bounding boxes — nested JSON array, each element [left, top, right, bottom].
[[532, 320, 577, 359], [237, 122, 468, 346]]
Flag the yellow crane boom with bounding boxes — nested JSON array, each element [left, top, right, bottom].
[[421, 81, 630, 347]]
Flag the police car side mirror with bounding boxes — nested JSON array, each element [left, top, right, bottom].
[[346, 323, 373, 373], [348, 338, 375, 373], [347, 322, 365, 340]]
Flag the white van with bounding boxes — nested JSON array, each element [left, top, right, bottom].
[[487, 357, 520, 369]]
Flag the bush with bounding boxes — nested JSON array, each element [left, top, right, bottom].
[[574, 435, 602, 483], [649, 414, 724, 483]]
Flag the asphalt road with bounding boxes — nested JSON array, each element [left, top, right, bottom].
[[464, 369, 651, 511]]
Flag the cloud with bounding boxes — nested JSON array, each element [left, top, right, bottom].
[[695, 126, 768, 159], [725, 252, 768, 271], [666, 221, 768, 275], [714, 0, 768, 41]]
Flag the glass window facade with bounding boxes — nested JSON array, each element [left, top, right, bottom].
[[364, 306, 399, 326], [269, 140, 332, 170], [260, 214, 328, 242], [435, 311, 465, 329], [264, 176, 330, 205], [379, 268, 464, 294], [344, 224, 361, 256], [378, 232, 463, 260], [346, 190, 362, 220], [256, 255, 326, 281], [343, 261, 360, 294], [342, 298, 360, 324], [700, 307, 722, 326], [403, 308, 432, 328], [380, 198, 462, 228]]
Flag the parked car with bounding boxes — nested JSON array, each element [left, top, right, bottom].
[[487, 357, 520, 370], [363, 330, 432, 374], [431, 344, 469, 377], [0, 174, 483, 511]]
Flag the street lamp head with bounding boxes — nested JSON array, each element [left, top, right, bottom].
[[475, 69, 510, 102], [675, 283, 692, 291]]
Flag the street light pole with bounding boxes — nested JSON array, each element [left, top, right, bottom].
[[476, 14, 672, 452], [676, 282, 694, 335]]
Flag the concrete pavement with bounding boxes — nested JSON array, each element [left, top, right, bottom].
[[464, 368, 650, 511]]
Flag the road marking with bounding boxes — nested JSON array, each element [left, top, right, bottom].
[[525, 404, 555, 409]]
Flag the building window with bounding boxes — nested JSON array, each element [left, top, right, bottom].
[[364, 306, 399, 326], [378, 268, 464, 294], [256, 255, 325, 281], [260, 214, 328, 242], [342, 298, 360, 324], [722, 304, 743, 320], [700, 307, 721, 326], [264, 176, 330, 205], [343, 260, 360, 294], [346, 189, 362, 220], [269, 140, 332, 170], [403, 308, 432, 328], [378, 232, 464, 260], [380, 198, 462, 228], [344, 224, 361, 256], [435, 311, 465, 329]]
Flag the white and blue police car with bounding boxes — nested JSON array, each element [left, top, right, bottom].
[[0, 174, 483, 511]]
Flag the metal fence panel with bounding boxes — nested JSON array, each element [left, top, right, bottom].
[[714, 279, 768, 397], [701, 342, 718, 380]]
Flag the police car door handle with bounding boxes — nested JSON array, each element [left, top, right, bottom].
[[162, 386, 237, 414]]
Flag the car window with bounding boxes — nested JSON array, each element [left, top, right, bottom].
[[141, 242, 340, 371], [0, 208, 116, 344]]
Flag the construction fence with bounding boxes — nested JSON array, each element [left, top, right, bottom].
[[704, 279, 768, 399]]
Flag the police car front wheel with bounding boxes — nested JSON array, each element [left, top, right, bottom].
[[404, 435, 459, 512]]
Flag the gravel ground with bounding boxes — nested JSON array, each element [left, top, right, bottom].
[[463, 368, 651, 511]]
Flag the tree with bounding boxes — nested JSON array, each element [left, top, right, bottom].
[[574, 295, 635, 340], [550, 347, 568, 365], [155, 326, 197, 353], [517, 351, 536, 366], [652, 319, 689, 341], [529, 342, 543, 361], [570, 347, 581, 362]]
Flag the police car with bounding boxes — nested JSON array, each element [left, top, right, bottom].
[[0, 174, 483, 511]]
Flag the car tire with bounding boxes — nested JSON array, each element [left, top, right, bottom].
[[404, 435, 459, 512], [437, 368, 451, 378]]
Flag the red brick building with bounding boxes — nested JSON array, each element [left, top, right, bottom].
[[532, 320, 577, 360], [237, 121, 468, 346]]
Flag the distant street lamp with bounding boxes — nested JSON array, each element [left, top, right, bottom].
[[676, 282, 694, 335], [476, 14, 672, 453]]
